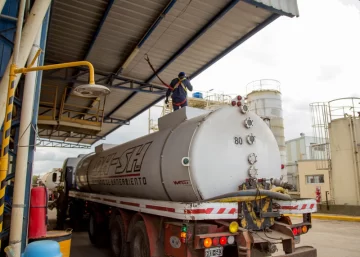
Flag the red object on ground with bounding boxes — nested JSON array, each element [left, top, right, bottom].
[[28, 186, 47, 239]]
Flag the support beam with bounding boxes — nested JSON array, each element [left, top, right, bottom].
[[144, 0, 241, 83], [112, 0, 177, 78], [189, 14, 280, 79]]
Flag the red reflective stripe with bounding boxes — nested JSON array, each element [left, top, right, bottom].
[[228, 208, 236, 214], [280, 205, 298, 210], [120, 201, 140, 207], [310, 203, 315, 209], [217, 208, 226, 214], [301, 204, 307, 210], [146, 205, 175, 213]]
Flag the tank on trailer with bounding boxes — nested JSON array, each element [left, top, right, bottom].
[[74, 105, 282, 202]]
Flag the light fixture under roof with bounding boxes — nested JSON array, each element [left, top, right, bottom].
[[72, 83, 111, 98]]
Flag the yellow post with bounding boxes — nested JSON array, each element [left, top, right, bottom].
[[0, 64, 17, 249]]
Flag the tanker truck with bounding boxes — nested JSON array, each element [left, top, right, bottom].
[[61, 100, 317, 257]]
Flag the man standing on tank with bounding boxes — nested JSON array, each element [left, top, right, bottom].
[[165, 72, 193, 111]]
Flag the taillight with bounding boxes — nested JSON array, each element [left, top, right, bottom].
[[200, 235, 236, 249], [292, 225, 309, 236], [231, 101, 236, 106], [281, 164, 285, 169], [237, 101, 241, 107], [292, 228, 298, 236], [212, 237, 219, 246], [180, 224, 187, 243], [219, 237, 227, 246], [237, 95, 242, 100], [204, 238, 212, 248]]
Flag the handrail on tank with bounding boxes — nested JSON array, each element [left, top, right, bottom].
[[246, 79, 281, 95], [328, 97, 360, 121]]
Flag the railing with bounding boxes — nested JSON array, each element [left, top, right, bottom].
[[39, 85, 105, 129]]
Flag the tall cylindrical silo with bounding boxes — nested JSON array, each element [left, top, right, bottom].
[[245, 79, 287, 181]]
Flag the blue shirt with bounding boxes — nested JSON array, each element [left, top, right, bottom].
[[166, 77, 193, 103]]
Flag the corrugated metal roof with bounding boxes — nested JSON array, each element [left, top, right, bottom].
[[41, 0, 299, 146]]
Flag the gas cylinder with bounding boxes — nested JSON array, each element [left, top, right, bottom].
[[28, 186, 48, 239]]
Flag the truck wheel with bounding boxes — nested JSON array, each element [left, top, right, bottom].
[[88, 212, 109, 248], [110, 215, 129, 257], [129, 221, 150, 257]]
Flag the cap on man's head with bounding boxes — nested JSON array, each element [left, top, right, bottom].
[[178, 72, 186, 78]]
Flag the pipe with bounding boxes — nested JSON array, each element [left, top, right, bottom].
[[352, 117, 360, 202], [349, 118, 360, 205], [0, 0, 7, 15], [0, 0, 26, 250], [0, 0, 52, 128], [16, 61, 96, 84], [203, 188, 291, 202], [9, 27, 42, 256]]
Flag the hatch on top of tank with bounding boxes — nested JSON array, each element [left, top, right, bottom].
[[158, 107, 210, 131], [95, 143, 118, 153]]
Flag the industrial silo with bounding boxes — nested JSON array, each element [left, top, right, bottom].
[[246, 79, 287, 181], [328, 98, 360, 205]]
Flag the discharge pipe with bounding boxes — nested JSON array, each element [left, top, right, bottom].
[[0, 0, 52, 127]]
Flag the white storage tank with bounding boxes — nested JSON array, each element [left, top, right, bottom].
[[328, 98, 360, 205], [245, 79, 287, 181], [74, 106, 282, 202]]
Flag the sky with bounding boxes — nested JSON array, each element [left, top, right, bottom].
[[33, 0, 360, 175]]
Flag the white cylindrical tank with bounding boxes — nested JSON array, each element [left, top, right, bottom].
[[75, 106, 281, 202], [40, 168, 61, 190], [245, 79, 287, 181], [329, 117, 360, 205]]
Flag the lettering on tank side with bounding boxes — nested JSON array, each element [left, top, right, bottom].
[[89, 142, 153, 187]]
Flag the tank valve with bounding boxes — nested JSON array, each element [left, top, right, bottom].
[[244, 118, 254, 129], [271, 178, 294, 190], [248, 153, 257, 165], [246, 134, 255, 144], [248, 166, 258, 178], [240, 104, 249, 114]]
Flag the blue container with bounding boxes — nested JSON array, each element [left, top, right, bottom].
[[192, 92, 203, 99], [22, 240, 62, 257]]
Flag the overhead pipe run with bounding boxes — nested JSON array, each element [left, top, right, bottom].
[[0, 0, 52, 128]]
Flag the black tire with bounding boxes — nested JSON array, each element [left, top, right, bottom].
[[129, 221, 150, 257], [88, 212, 110, 248], [110, 215, 129, 257]]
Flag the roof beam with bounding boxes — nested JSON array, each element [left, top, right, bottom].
[[190, 13, 280, 79], [144, 0, 241, 83], [110, 0, 178, 83]]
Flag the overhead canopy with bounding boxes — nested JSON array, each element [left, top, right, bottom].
[[39, 0, 299, 146]]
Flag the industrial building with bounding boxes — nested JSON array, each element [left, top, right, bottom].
[[285, 98, 360, 207]]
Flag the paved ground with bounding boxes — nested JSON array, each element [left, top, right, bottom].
[[67, 217, 360, 257]]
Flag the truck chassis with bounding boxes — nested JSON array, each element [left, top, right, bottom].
[[68, 190, 317, 257]]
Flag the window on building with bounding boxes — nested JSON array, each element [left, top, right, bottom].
[[306, 175, 324, 184]]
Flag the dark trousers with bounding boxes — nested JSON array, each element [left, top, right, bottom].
[[173, 100, 188, 111]]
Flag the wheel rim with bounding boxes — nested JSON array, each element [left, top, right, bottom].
[[111, 225, 122, 256], [133, 231, 148, 257]]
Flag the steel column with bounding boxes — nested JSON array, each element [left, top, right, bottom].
[[21, 6, 50, 251]]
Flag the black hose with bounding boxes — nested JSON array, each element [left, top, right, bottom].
[[202, 189, 291, 202]]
